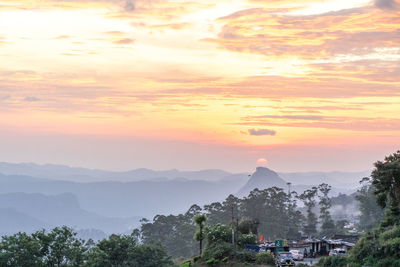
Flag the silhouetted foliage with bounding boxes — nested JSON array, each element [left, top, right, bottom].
[[193, 214, 206, 256], [0, 227, 172, 267], [299, 187, 318, 237]]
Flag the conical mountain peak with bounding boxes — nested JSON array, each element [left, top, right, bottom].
[[237, 167, 287, 197]]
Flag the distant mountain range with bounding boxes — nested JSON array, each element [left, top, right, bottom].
[[0, 192, 140, 235], [0, 162, 370, 238], [0, 162, 244, 182]]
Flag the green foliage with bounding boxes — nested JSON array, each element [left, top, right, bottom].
[[0, 226, 86, 267], [86, 233, 137, 266], [315, 255, 348, 267], [0, 227, 173, 267], [205, 257, 219, 266], [237, 233, 257, 247], [356, 178, 384, 231], [371, 151, 400, 214], [0, 232, 43, 267], [346, 151, 400, 267], [234, 250, 256, 263], [255, 251, 274, 265], [318, 183, 336, 237], [202, 242, 235, 260], [205, 224, 232, 245], [348, 224, 400, 266], [87, 234, 172, 267], [140, 212, 198, 258], [180, 260, 191, 267], [299, 187, 318, 237], [237, 219, 258, 235], [194, 214, 207, 255]]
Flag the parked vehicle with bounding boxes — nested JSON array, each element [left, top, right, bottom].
[[290, 249, 304, 261], [329, 248, 348, 256], [277, 252, 296, 266]]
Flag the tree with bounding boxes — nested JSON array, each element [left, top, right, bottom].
[[86, 233, 172, 267], [318, 183, 335, 237], [202, 224, 234, 261], [287, 191, 304, 239], [0, 227, 86, 267], [299, 187, 318, 237], [356, 177, 384, 231], [346, 151, 400, 267], [140, 212, 197, 258], [193, 214, 207, 256], [371, 150, 400, 225], [0, 232, 43, 267], [33, 226, 86, 267]]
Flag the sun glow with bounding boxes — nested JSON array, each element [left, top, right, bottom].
[[0, 0, 399, 171]]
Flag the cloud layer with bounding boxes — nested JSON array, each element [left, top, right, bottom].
[[0, 0, 398, 171]]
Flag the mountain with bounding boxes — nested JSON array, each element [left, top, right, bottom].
[[278, 170, 370, 189], [0, 172, 247, 218], [0, 192, 141, 235], [0, 208, 49, 236], [0, 162, 244, 182], [236, 167, 358, 197], [237, 167, 287, 197]]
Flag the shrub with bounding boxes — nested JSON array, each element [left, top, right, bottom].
[[205, 257, 218, 266], [180, 260, 191, 267], [237, 233, 257, 247], [202, 242, 234, 260], [205, 224, 232, 245], [255, 252, 275, 265], [316, 255, 347, 267], [235, 249, 256, 263]]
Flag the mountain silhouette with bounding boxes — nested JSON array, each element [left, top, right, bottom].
[[237, 167, 287, 197]]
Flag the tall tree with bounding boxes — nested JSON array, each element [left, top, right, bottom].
[[299, 187, 318, 237], [356, 177, 384, 231], [287, 191, 304, 239], [371, 150, 400, 225], [33, 226, 86, 267], [318, 183, 335, 237], [194, 214, 207, 256]]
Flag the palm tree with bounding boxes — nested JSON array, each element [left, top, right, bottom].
[[193, 214, 207, 256]]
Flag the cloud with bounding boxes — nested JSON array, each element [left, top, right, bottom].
[[255, 115, 324, 120], [240, 116, 400, 132], [0, 95, 10, 101], [124, 0, 135, 12], [248, 128, 276, 136], [113, 38, 135, 44], [54, 35, 71, 39], [208, 6, 400, 60], [23, 96, 40, 102], [374, 0, 398, 9]]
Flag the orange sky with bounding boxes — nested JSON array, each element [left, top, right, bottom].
[[0, 0, 399, 172]]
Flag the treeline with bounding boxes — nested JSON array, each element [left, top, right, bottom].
[[140, 182, 377, 258], [0, 226, 172, 267]]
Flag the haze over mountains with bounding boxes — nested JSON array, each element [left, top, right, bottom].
[[0, 162, 369, 239]]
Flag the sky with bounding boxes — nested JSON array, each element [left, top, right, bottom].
[[0, 0, 399, 173]]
